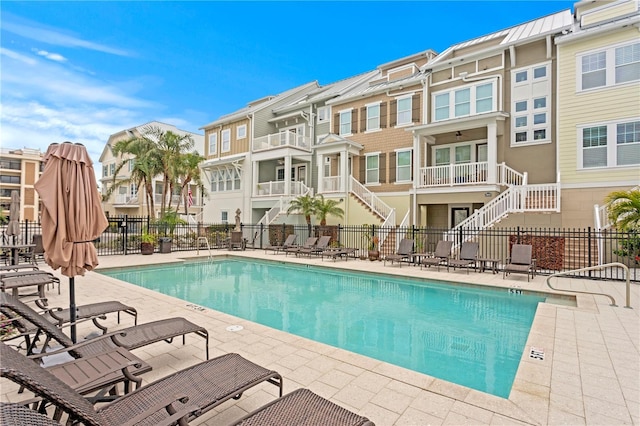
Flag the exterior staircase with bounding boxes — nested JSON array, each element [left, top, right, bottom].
[[349, 176, 396, 250]]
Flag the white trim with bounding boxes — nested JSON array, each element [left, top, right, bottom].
[[221, 129, 231, 153], [317, 106, 330, 123], [236, 124, 247, 140], [208, 133, 217, 155], [576, 40, 640, 92], [577, 118, 640, 170]]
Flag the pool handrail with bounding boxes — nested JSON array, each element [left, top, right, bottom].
[[545, 262, 631, 309]]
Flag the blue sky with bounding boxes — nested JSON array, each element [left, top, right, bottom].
[[1, 1, 574, 166]]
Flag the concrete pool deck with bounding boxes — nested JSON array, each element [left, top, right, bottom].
[[1, 249, 638, 425]]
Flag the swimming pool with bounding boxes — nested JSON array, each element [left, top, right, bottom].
[[101, 258, 545, 398]]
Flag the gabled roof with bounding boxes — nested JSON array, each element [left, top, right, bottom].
[[428, 10, 573, 67], [200, 81, 319, 129], [326, 69, 427, 105]]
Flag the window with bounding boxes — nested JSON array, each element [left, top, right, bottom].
[[396, 150, 411, 182], [579, 42, 640, 90], [128, 159, 134, 172], [580, 120, 640, 168], [397, 96, 412, 125], [102, 165, 108, 177], [366, 103, 380, 131], [237, 125, 246, 139], [317, 106, 329, 123], [515, 71, 528, 82], [455, 146, 471, 163], [339, 110, 351, 135], [432, 81, 495, 121], [209, 168, 241, 192], [221, 129, 230, 152], [511, 63, 550, 145], [221, 211, 228, 223], [208, 133, 217, 155], [0, 175, 20, 184], [365, 154, 379, 184], [435, 147, 450, 165], [110, 163, 115, 176]]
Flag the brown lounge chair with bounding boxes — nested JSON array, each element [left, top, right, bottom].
[[447, 241, 479, 273], [0, 341, 283, 426], [0, 293, 209, 360], [264, 234, 297, 254], [384, 238, 414, 267], [228, 231, 245, 251], [503, 244, 536, 281], [296, 236, 331, 257], [420, 240, 453, 270], [0, 270, 61, 301], [232, 388, 375, 426], [321, 246, 357, 261], [284, 236, 318, 256]]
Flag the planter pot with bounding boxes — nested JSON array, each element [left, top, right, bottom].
[[368, 250, 379, 261], [140, 242, 155, 255]]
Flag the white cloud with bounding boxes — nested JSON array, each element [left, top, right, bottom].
[[32, 48, 67, 62], [0, 47, 37, 65], [2, 13, 132, 57]]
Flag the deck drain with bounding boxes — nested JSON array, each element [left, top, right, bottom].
[[226, 325, 243, 332], [529, 346, 545, 360]]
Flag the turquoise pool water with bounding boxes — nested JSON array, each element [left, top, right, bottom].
[[101, 258, 544, 398]]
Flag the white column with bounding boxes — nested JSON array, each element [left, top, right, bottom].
[[487, 122, 497, 184], [317, 154, 324, 194], [339, 151, 347, 193], [252, 162, 259, 196], [284, 156, 291, 195]]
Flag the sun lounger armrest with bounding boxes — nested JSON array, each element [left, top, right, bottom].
[[120, 393, 199, 426], [27, 331, 129, 360], [29, 298, 50, 311]]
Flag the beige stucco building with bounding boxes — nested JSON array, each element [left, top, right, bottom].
[[0, 147, 44, 223]]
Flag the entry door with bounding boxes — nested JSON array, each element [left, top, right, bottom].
[[451, 207, 469, 227]]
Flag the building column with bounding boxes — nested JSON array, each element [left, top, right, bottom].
[[252, 162, 259, 196], [339, 151, 348, 193], [487, 122, 497, 184], [284, 156, 291, 195], [317, 154, 324, 194]]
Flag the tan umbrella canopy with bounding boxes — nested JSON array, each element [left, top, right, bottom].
[[6, 190, 20, 242], [34, 142, 108, 341]]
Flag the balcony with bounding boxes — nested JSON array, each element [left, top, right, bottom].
[[417, 162, 524, 188], [114, 193, 139, 206], [252, 131, 311, 152], [255, 180, 309, 197]]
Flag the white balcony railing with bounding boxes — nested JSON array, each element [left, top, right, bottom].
[[322, 176, 341, 193], [114, 193, 138, 205], [252, 131, 311, 152], [255, 180, 310, 197], [417, 162, 526, 188], [153, 194, 182, 204]]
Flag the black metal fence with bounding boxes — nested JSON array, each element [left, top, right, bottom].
[[3, 217, 638, 282]]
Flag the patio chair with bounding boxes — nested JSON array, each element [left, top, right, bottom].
[[503, 244, 536, 281], [0, 293, 210, 361], [0, 341, 283, 426], [231, 388, 375, 426], [284, 236, 318, 256], [244, 231, 259, 250], [447, 241, 479, 273], [296, 235, 331, 257], [265, 234, 297, 254], [321, 246, 357, 262], [420, 240, 453, 271], [229, 231, 245, 251], [384, 238, 414, 267], [1, 270, 60, 301]]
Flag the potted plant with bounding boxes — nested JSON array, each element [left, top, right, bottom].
[[368, 235, 380, 261], [140, 231, 157, 255]]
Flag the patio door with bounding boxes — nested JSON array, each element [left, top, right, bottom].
[[451, 207, 469, 227]]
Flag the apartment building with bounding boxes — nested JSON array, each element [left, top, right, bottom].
[[555, 0, 640, 229], [100, 121, 205, 218], [0, 147, 44, 223]]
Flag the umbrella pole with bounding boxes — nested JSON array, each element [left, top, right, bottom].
[[69, 277, 77, 343]]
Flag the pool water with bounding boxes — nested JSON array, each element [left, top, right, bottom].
[[101, 258, 545, 398]]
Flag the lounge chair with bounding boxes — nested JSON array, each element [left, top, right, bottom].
[[229, 231, 245, 251], [0, 293, 209, 361], [296, 235, 331, 257], [420, 240, 453, 271], [265, 234, 297, 254], [503, 244, 536, 281], [0, 341, 283, 426], [384, 238, 414, 267], [447, 241, 479, 273], [244, 231, 259, 250], [321, 246, 357, 261], [1, 270, 60, 301], [284, 236, 318, 256], [231, 388, 375, 426]]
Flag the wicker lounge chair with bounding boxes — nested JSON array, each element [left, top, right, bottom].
[[296, 236, 331, 257], [0, 341, 283, 426], [384, 238, 414, 267], [503, 244, 536, 281], [284, 236, 318, 256], [0, 293, 209, 360], [1, 270, 60, 301], [0, 402, 60, 425], [229, 231, 245, 251], [265, 234, 297, 254], [232, 388, 375, 426], [321, 247, 357, 261], [447, 241, 479, 273], [420, 240, 453, 270]]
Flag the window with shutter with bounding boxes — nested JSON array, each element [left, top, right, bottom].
[[412, 94, 421, 123], [390, 100, 397, 127], [397, 96, 412, 125], [389, 152, 396, 183], [360, 107, 367, 132], [351, 109, 358, 134], [333, 113, 340, 134], [379, 154, 386, 183], [380, 102, 387, 128], [359, 156, 366, 182]]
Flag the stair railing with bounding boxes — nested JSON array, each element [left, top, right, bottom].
[[349, 176, 393, 221]]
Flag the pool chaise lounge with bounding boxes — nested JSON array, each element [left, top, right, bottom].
[[0, 270, 61, 301], [232, 388, 375, 426], [285, 236, 319, 256], [0, 293, 209, 360], [420, 240, 453, 270], [321, 247, 358, 261], [446, 241, 479, 273], [294, 236, 331, 257], [384, 238, 414, 267], [0, 341, 284, 426], [264, 234, 297, 254]]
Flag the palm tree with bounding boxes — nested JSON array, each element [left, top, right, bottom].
[[606, 189, 640, 231], [286, 194, 316, 225], [174, 152, 206, 214], [314, 194, 344, 226]]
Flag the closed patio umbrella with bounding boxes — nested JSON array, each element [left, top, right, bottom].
[[6, 190, 20, 243], [34, 142, 108, 342]]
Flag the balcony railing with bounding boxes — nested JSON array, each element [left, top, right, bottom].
[[114, 194, 139, 205], [252, 131, 311, 152], [255, 180, 309, 197], [322, 176, 341, 193], [417, 162, 525, 188]]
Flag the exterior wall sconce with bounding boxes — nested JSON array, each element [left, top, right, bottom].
[[455, 131, 462, 141]]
